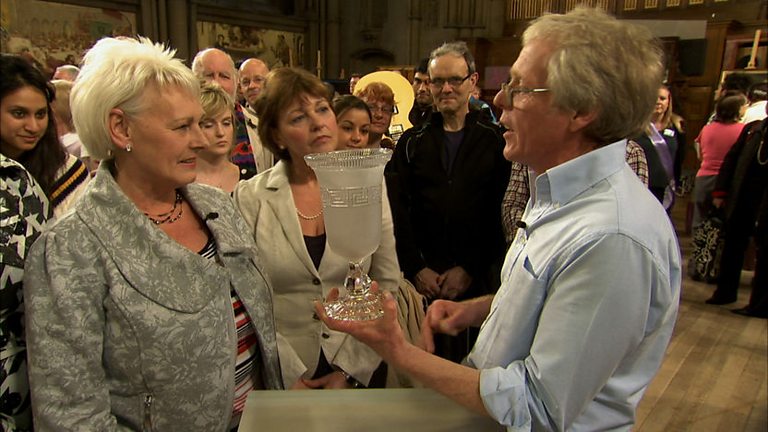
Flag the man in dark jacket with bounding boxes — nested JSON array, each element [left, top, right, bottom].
[[386, 41, 511, 361], [706, 116, 768, 317], [408, 58, 434, 128]]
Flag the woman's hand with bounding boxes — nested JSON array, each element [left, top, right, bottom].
[[301, 371, 351, 389], [290, 379, 312, 390]]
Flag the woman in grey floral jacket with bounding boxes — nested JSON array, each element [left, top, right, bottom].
[[23, 37, 285, 431]]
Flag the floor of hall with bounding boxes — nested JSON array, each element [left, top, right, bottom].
[[635, 193, 767, 431]]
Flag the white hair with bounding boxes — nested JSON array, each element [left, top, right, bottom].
[[71, 36, 199, 160], [523, 7, 664, 143], [191, 48, 235, 78]]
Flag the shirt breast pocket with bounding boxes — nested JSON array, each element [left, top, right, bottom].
[[493, 254, 548, 323]]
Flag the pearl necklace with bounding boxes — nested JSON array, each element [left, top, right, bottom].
[[296, 207, 323, 220]]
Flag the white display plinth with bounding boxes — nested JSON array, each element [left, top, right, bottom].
[[238, 388, 504, 431]]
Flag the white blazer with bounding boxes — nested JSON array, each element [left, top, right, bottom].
[[234, 160, 400, 385]]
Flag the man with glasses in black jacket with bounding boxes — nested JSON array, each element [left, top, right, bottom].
[[386, 41, 510, 363]]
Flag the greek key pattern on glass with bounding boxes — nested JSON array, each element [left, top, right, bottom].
[[322, 185, 381, 208]]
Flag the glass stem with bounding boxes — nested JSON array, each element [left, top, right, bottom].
[[344, 261, 371, 298]]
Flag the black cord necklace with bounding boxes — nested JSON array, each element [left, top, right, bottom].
[[145, 190, 184, 225]]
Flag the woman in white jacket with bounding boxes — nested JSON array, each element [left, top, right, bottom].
[[235, 67, 401, 389]]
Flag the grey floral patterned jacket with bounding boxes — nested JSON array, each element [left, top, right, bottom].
[[24, 164, 284, 431]]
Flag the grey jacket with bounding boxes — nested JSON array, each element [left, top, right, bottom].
[[24, 165, 284, 431]]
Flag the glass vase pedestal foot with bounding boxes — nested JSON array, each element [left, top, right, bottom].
[[324, 262, 384, 321]]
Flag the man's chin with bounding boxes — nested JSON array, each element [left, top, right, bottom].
[[502, 143, 521, 162], [416, 97, 432, 106]]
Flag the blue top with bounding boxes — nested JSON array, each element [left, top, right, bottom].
[[467, 140, 682, 431]]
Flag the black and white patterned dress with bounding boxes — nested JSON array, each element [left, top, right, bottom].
[[1, 154, 49, 431]]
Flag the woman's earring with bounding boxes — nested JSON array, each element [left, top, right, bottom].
[[126, 144, 132, 153]]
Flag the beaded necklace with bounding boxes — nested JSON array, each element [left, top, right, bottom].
[[145, 190, 184, 225]]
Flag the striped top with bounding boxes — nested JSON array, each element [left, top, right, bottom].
[[50, 154, 90, 220], [199, 237, 261, 429]]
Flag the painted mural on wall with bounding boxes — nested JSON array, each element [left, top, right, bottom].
[[0, 0, 136, 76], [196, 20, 303, 68]]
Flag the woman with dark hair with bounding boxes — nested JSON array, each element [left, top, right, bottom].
[[706, 113, 768, 311], [692, 91, 747, 227], [0, 54, 89, 219], [332, 95, 372, 149], [235, 67, 401, 389]]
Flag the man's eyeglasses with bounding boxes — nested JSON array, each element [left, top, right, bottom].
[[429, 74, 471, 89], [500, 81, 549, 106]]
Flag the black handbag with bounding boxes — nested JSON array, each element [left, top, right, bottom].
[[688, 209, 725, 284]]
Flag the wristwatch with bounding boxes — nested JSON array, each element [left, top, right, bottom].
[[337, 369, 365, 388]]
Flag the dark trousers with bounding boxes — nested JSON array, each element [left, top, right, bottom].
[[713, 188, 768, 309], [746, 206, 767, 315]]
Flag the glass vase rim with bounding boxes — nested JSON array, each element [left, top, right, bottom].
[[304, 148, 393, 169]]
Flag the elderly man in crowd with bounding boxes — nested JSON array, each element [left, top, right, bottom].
[[192, 48, 258, 179], [238, 58, 274, 174], [52, 64, 79, 81], [322, 7, 680, 431]]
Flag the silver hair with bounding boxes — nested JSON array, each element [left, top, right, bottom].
[[429, 41, 476, 75], [523, 7, 664, 144], [55, 64, 80, 80], [191, 48, 235, 78], [71, 36, 200, 160]]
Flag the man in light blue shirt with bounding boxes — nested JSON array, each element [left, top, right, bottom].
[[319, 7, 681, 431]]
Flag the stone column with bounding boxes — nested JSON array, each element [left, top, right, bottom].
[[409, 0, 423, 64], [327, 0, 341, 78], [165, 0, 190, 61]]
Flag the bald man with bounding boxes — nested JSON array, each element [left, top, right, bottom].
[[53, 65, 80, 82], [239, 58, 269, 107], [192, 48, 258, 179], [238, 58, 274, 174]]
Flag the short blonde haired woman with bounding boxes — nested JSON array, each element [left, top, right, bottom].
[[24, 37, 286, 431], [196, 81, 241, 193]]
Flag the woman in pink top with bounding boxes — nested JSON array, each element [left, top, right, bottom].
[[692, 91, 747, 226]]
